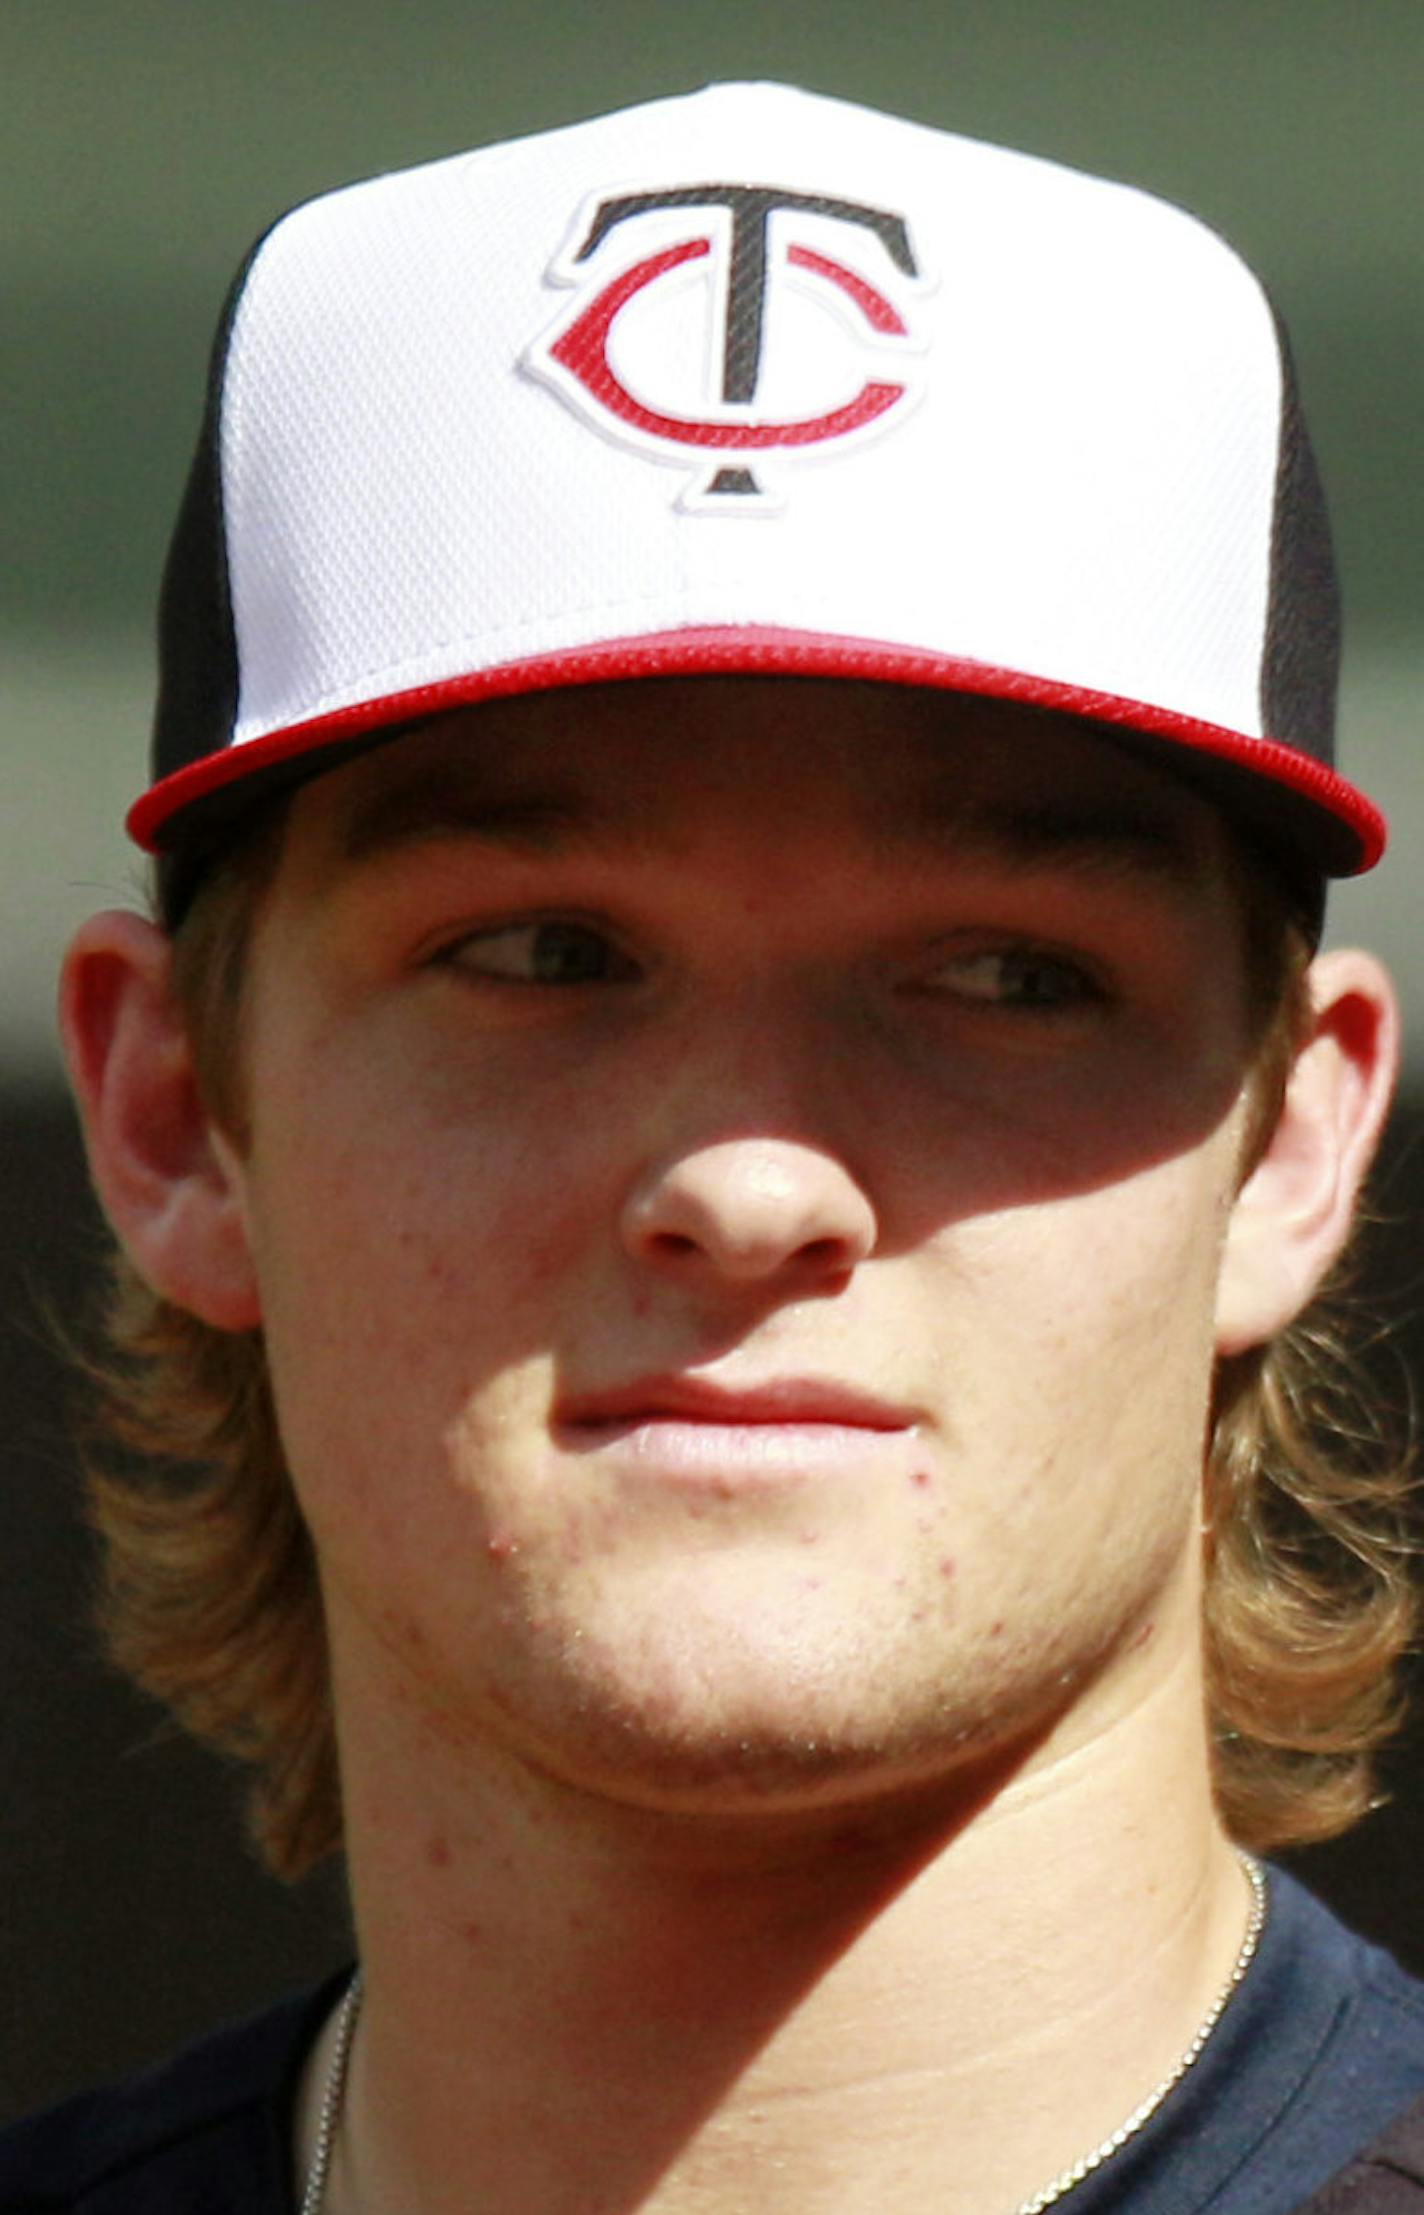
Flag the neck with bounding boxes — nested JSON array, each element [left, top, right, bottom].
[[302, 1604, 1250, 2215]]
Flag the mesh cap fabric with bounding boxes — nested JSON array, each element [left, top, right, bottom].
[[134, 80, 1385, 892]]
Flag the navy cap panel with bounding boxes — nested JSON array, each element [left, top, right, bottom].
[[151, 236, 275, 789], [1260, 314, 1341, 764]]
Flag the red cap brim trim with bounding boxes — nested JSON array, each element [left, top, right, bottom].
[[129, 625, 1386, 872]]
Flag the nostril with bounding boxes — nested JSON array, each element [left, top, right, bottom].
[[651, 1231, 701, 1260]]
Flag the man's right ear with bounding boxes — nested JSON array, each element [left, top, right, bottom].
[[59, 910, 262, 1330]]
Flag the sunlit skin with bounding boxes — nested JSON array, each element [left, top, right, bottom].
[[63, 678, 1398, 2215]]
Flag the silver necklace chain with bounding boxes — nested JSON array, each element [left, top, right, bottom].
[[299, 1858, 1267, 2215], [1012, 1855, 1268, 2215], [300, 1967, 363, 2215]]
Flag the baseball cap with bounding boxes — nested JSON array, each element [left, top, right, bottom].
[[134, 81, 1384, 916]]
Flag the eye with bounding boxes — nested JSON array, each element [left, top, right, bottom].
[[921, 943, 1105, 1012], [443, 919, 639, 986]]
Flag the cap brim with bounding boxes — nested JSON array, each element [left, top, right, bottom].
[[131, 624, 1384, 880]]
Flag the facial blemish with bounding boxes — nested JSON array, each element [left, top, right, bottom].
[[938, 1557, 956, 1579], [910, 1469, 932, 1490], [486, 1531, 519, 1565], [426, 1835, 453, 1870]]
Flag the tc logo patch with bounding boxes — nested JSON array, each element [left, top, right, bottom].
[[526, 183, 926, 510]]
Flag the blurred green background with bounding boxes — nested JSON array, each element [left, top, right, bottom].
[[2, 0, 1421, 2122]]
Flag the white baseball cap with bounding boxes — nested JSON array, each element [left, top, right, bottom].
[[135, 81, 1384, 912]]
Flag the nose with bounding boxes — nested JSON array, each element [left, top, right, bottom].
[[621, 1137, 877, 1291]]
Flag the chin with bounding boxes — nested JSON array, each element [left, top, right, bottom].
[[479, 1578, 1073, 1821]]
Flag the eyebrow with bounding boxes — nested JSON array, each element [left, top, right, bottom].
[[919, 797, 1209, 887], [337, 775, 630, 865], [336, 763, 1209, 888]]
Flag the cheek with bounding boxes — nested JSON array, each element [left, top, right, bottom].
[[944, 1145, 1236, 1507], [238, 1054, 617, 1493], [251, 1000, 609, 1278]]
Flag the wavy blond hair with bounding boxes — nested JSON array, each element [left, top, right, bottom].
[[79, 809, 1416, 1878]]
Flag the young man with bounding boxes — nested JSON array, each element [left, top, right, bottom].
[[12, 80, 1424, 2215]]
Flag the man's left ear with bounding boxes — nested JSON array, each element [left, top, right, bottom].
[[1215, 948, 1400, 1357]]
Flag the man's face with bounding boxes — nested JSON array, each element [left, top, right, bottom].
[[223, 678, 1267, 1818]]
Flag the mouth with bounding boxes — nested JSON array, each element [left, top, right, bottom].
[[554, 1375, 919, 1486], [559, 1373, 916, 1430]]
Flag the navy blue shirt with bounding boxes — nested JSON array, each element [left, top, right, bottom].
[[3, 1871, 1423, 2211]]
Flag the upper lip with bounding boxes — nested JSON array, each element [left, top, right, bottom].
[[556, 1375, 917, 1431]]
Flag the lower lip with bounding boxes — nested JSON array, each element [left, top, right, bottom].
[[559, 1418, 912, 1487]]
